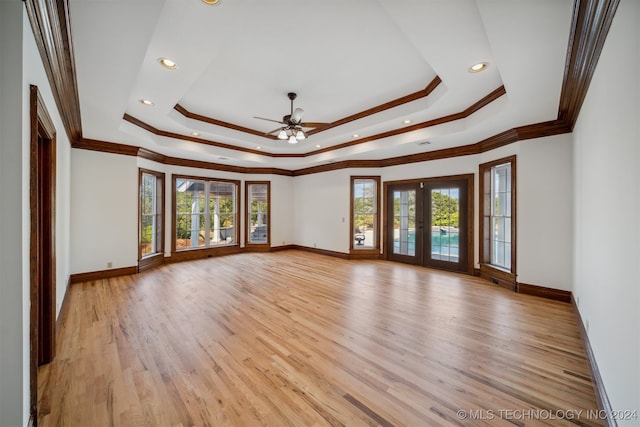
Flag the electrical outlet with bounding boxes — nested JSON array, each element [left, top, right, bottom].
[[107, 262, 112, 268]]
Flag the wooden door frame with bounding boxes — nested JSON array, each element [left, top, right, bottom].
[[421, 174, 474, 275], [384, 174, 474, 275], [29, 85, 57, 424]]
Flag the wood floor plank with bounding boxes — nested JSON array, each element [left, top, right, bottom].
[[39, 250, 603, 426]]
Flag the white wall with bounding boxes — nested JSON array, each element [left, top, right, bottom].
[[0, 3, 27, 425], [518, 134, 573, 290], [71, 150, 138, 273], [70, 156, 296, 274], [291, 139, 573, 294], [572, 0, 640, 421], [0, 2, 72, 425]]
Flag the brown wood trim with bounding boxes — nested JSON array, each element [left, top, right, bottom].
[[302, 85, 506, 157], [479, 264, 517, 291], [138, 147, 168, 163], [478, 155, 517, 278], [72, 118, 569, 178], [29, 85, 57, 422], [24, 0, 82, 143], [138, 168, 165, 267], [164, 155, 294, 176], [73, 138, 139, 156], [307, 76, 443, 136], [172, 77, 442, 143], [270, 244, 297, 252], [291, 245, 351, 260], [69, 266, 138, 284], [558, 0, 620, 129], [25, 0, 614, 178], [348, 251, 384, 260], [245, 181, 271, 247], [123, 114, 267, 156], [138, 253, 165, 273], [171, 174, 242, 255], [174, 104, 278, 139], [571, 295, 617, 427], [169, 246, 243, 263], [126, 85, 505, 160], [516, 282, 572, 303]]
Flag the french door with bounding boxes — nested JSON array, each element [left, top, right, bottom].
[[386, 175, 473, 274]]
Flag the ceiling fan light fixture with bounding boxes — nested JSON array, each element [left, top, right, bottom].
[[295, 130, 306, 140], [288, 135, 298, 144], [201, 0, 220, 5], [277, 129, 287, 140]]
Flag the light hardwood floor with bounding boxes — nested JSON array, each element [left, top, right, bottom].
[[39, 250, 602, 426]]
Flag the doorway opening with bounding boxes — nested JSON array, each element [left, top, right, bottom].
[[29, 85, 57, 425], [385, 174, 474, 274]]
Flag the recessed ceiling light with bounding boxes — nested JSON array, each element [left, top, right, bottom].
[[139, 99, 154, 106], [158, 58, 178, 70], [201, 0, 220, 4], [352, 134, 359, 138], [469, 62, 488, 73], [315, 144, 321, 148], [256, 146, 262, 150], [403, 119, 412, 124], [191, 132, 199, 137]]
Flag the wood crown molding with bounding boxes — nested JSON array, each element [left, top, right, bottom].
[[558, 0, 620, 129], [29, 0, 613, 177], [24, 0, 82, 142], [126, 83, 502, 159], [173, 76, 443, 143]]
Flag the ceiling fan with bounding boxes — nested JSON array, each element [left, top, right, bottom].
[[254, 92, 329, 144]]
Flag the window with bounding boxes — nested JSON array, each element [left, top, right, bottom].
[[351, 176, 380, 253], [246, 182, 270, 246], [174, 177, 238, 251], [139, 169, 164, 270], [479, 156, 516, 288]]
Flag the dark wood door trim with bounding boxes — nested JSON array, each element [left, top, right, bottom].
[[29, 85, 57, 424], [384, 175, 474, 275]]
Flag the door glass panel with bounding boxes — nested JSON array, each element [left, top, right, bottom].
[[392, 190, 416, 256], [430, 188, 460, 263]]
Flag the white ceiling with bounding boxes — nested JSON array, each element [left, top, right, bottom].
[[69, 0, 573, 170]]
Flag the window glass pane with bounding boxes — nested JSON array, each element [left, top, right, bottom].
[[488, 163, 512, 269], [392, 190, 415, 256], [431, 188, 460, 262], [141, 172, 163, 258], [248, 183, 269, 244], [176, 179, 206, 249], [353, 178, 377, 249], [209, 181, 236, 246]]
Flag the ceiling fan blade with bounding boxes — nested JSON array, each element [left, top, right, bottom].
[[300, 122, 330, 128], [290, 108, 304, 124], [253, 116, 286, 125]]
